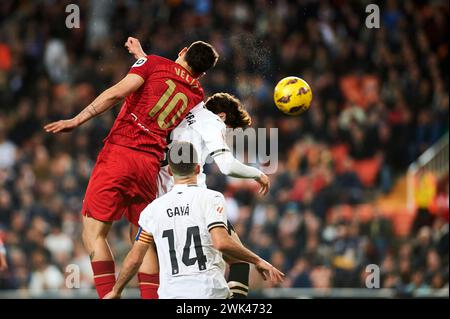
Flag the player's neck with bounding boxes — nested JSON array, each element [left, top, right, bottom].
[[175, 61, 198, 79], [173, 175, 198, 186]]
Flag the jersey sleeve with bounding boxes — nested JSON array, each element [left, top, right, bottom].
[[127, 55, 155, 80], [135, 205, 153, 245], [137, 205, 154, 239], [199, 118, 230, 159], [205, 192, 228, 232], [213, 151, 262, 178]]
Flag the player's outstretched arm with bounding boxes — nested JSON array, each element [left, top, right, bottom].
[[103, 240, 150, 299], [210, 227, 284, 284], [44, 73, 144, 133], [125, 37, 147, 59], [213, 152, 270, 195]]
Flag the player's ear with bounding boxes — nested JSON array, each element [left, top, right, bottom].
[[194, 165, 200, 175], [218, 112, 226, 122], [168, 166, 174, 176], [178, 47, 188, 57]]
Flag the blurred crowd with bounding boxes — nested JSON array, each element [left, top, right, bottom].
[[0, 0, 448, 296]]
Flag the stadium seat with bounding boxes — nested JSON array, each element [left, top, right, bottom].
[[353, 157, 381, 188], [355, 204, 374, 222], [391, 209, 415, 237], [331, 144, 349, 174]]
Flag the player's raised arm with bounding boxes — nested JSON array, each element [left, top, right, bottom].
[[213, 152, 270, 195], [202, 93, 271, 195], [44, 73, 144, 133]]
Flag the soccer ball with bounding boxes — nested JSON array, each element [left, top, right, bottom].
[[273, 76, 313, 115]]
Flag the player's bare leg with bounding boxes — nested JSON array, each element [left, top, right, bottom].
[[223, 222, 250, 299], [130, 224, 160, 299], [82, 216, 115, 298]]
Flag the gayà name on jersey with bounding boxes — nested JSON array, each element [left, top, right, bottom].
[[167, 204, 189, 217]]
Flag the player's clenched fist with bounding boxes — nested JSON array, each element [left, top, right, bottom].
[[125, 37, 146, 60], [255, 173, 270, 196]]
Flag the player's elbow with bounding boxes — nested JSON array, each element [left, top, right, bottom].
[[214, 154, 234, 176], [212, 237, 232, 253], [212, 240, 223, 251]]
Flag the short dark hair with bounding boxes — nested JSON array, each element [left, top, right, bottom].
[[168, 141, 199, 177], [205, 93, 252, 128], [184, 41, 219, 75]]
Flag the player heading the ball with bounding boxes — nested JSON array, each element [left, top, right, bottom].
[[44, 38, 219, 299]]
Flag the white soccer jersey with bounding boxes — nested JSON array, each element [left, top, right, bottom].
[[138, 184, 231, 299], [157, 103, 229, 195]]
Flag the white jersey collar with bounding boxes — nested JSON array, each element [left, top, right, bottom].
[[172, 183, 198, 189]]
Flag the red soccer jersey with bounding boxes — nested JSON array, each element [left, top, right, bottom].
[[105, 55, 204, 159]]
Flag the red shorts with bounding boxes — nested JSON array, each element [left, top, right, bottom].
[[81, 142, 160, 226]]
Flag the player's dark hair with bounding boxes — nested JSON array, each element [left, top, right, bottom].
[[184, 41, 219, 75], [205, 93, 252, 128], [168, 141, 199, 177]]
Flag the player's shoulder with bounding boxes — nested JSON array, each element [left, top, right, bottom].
[[179, 103, 218, 126], [195, 187, 225, 201], [140, 193, 170, 224], [198, 107, 222, 122], [190, 105, 225, 130], [132, 54, 173, 69], [130, 55, 164, 71], [147, 54, 174, 66], [143, 193, 168, 212]]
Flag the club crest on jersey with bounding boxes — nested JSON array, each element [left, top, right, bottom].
[[132, 57, 147, 67]]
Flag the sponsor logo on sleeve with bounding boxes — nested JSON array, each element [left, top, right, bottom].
[[132, 57, 147, 67]]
